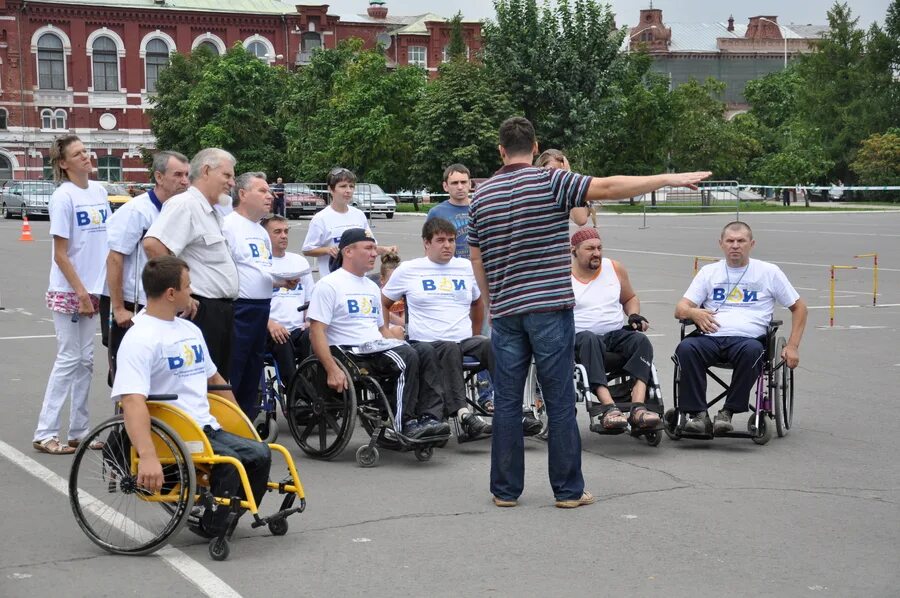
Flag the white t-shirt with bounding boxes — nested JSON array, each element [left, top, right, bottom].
[[572, 258, 626, 335], [683, 258, 800, 338], [105, 191, 163, 306], [301, 205, 373, 275], [270, 252, 315, 331], [48, 180, 110, 295], [111, 312, 219, 430], [307, 268, 383, 346], [223, 212, 274, 300], [382, 256, 480, 342]]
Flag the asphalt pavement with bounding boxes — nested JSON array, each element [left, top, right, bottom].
[[1, 210, 898, 597]]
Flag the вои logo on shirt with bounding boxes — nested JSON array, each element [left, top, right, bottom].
[[347, 295, 378, 316], [421, 277, 467, 292], [76, 207, 108, 227], [167, 343, 205, 370], [249, 242, 271, 260], [712, 287, 759, 303]]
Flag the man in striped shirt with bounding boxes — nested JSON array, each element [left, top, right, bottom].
[[469, 116, 710, 508]]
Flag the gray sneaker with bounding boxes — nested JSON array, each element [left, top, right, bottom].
[[713, 409, 734, 434], [681, 412, 711, 435]]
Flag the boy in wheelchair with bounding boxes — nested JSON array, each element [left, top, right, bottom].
[[570, 227, 661, 431], [673, 221, 807, 435], [307, 228, 449, 440], [111, 256, 272, 538]]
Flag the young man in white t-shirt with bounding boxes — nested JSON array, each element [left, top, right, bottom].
[[112, 256, 270, 538], [674, 221, 808, 435], [307, 228, 448, 440], [263, 215, 315, 381], [223, 173, 297, 420], [569, 227, 659, 431]]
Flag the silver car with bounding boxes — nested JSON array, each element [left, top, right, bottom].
[[353, 183, 396, 219], [1, 180, 55, 219]]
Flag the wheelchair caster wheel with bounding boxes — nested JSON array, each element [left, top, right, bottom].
[[414, 445, 433, 462], [269, 518, 289, 536], [750, 414, 773, 445], [356, 445, 379, 468], [644, 430, 662, 447], [209, 537, 230, 561], [663, 409, 681, 441]]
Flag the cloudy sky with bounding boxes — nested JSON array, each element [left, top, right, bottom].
[[321, 1, 891, 28]]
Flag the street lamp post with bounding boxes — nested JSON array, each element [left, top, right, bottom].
[[759, 17, 788, 68]]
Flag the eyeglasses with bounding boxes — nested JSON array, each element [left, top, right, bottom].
[[329, 167, 352, 177]]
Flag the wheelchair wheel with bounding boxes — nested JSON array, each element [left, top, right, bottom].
[[414, 445, 433, 462], [255, 412, 279, 444], [69, 415, 195, 556], [268, 518, 289, 536], [209, 537, 230, 561], [644, 430, 662, 447], [749, 413, 773, 445], [523, 361, 548, 436], [772, 338, 794, 437], [355, 444, 379, 468], [287, 357, 357, 460], [663, 409, 681, 440]]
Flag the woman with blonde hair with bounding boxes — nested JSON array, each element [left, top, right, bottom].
[[33, 135, 110, 454], [535, 149, 595, 227]]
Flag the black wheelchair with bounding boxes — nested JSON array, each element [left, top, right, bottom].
[[446, 355, 494, 443], [665, 319, 794, 445], [523, 350, 666, 447], [285, 345, 450, 467]]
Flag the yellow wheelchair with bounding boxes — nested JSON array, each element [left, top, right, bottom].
[[68, 393, 306, 561]]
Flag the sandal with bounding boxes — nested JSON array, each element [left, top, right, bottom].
[[628, 405, 661, 430], [33, 437, 76, 455], [477, 397, 494, 414], [68, 438, 105, 450], [590, 403, 627, 430]]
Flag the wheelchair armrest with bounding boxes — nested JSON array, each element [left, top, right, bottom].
[[296, 302, 310, 312], [679, 318, 696, 325], [207, 384, 232, 392], [146, 394, 178, 401]]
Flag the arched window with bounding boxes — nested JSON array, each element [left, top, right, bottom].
[[54, 109, 66, 130], [40, 108, 52, 129], [246, 40, 268, 60], [0, 155, 12, 181], [145, 38, 170, 93], [92, 36, 119, 91], [37, 33, 65, 89], [196, 40, 220, 56], [0, 108, 7, 130], [98, 155, 122, 182]]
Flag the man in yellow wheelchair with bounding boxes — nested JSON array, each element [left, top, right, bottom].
[[111, 255, 272, 538]]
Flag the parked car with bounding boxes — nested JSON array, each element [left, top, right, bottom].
[[1, 179, 55, 219], [102, 182, 133, 211], [284, 183, 325, 218], [353, 183, 396, 219]]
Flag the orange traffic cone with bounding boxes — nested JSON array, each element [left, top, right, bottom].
[[19, 215, 33, 242]]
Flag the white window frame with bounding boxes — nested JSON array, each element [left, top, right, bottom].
[[191, 32, 227, 55], [86, 29, 125, 93], [243, 34, 276, 64], [408, 45, 427, 68], [32, 26, 72, 91], [139, 31, 177, 94]]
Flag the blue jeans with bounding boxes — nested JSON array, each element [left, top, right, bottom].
[[490, 309, 584, 501]]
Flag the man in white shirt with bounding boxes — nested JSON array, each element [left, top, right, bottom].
[[223, 173, 296, 420], [102, 151, 189, 383], [112, 255, 270, 538], [381, 217, 492, 440], [570, 227, 659, 431], [263, 215, 315, 381], [143, 148, 239, 377], [674, 221, 807, 435], [307, 228, 448, 439]]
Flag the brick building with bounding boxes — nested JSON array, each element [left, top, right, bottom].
[[627, 8, 827, 114], [0, 0, 481, 182]]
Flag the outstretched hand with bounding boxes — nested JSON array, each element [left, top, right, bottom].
[[671, 171, 713, 190]]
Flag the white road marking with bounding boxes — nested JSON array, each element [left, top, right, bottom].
[[0, 439, 242, 598], [607, 247, 900, 272], [815, 325, 887, 330], [806, 303, 900, 310], [0, 333, 101, 341]]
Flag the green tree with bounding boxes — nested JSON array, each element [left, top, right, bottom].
[[447, 12, 468, 62], [280, 41, 425, 191], [151, 45, 288, 175], [410, 60, 514, 188], [851, 129, 900, 186]]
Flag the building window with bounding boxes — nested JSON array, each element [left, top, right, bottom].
[[301, 32, 321, 54], [54, 109, 66, 129], [441, 45, 469, 63], [196, 41, 220, 56], [246, 41, 268, 60], [92, 36, 119, 91], [408, 45, 426, 68], [98, 155, 122, 182], [40, 108, 66, 130], [0, 108, 7, 130], [145, 38, 170, 93], [43, 156, 52, 180], [0, 155, 11, 181], [37, 33, 65, 90]]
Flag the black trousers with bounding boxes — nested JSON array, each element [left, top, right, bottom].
[[412, 336, 492, 416], [267, 327, 311, 385], [192, 295, 235, 378], [351, 343, 443, 424], [674, 335, 764, 414], [99, 295, 142, 386], [203, 427, 271, 533], [574, 329, 653, 392]]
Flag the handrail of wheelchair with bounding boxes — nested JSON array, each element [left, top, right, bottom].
[[679, 318, 783, 328], [147, 394, 178, 401], [207, 384, 232, 392]]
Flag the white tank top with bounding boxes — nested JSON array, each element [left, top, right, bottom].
[[572, 257, 625, 335]]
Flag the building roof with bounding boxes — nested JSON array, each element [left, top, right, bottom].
[[626, 21, 827, 53], [30, 0, 300, 15]]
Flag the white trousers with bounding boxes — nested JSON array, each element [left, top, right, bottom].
[[33, 311, 96, 442]]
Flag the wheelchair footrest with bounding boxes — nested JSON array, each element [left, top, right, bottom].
[[678, 432, 715, 440], [589, 423, 628, 435]]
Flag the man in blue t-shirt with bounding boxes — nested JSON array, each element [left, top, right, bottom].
[[426, 164, 472, 259]]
